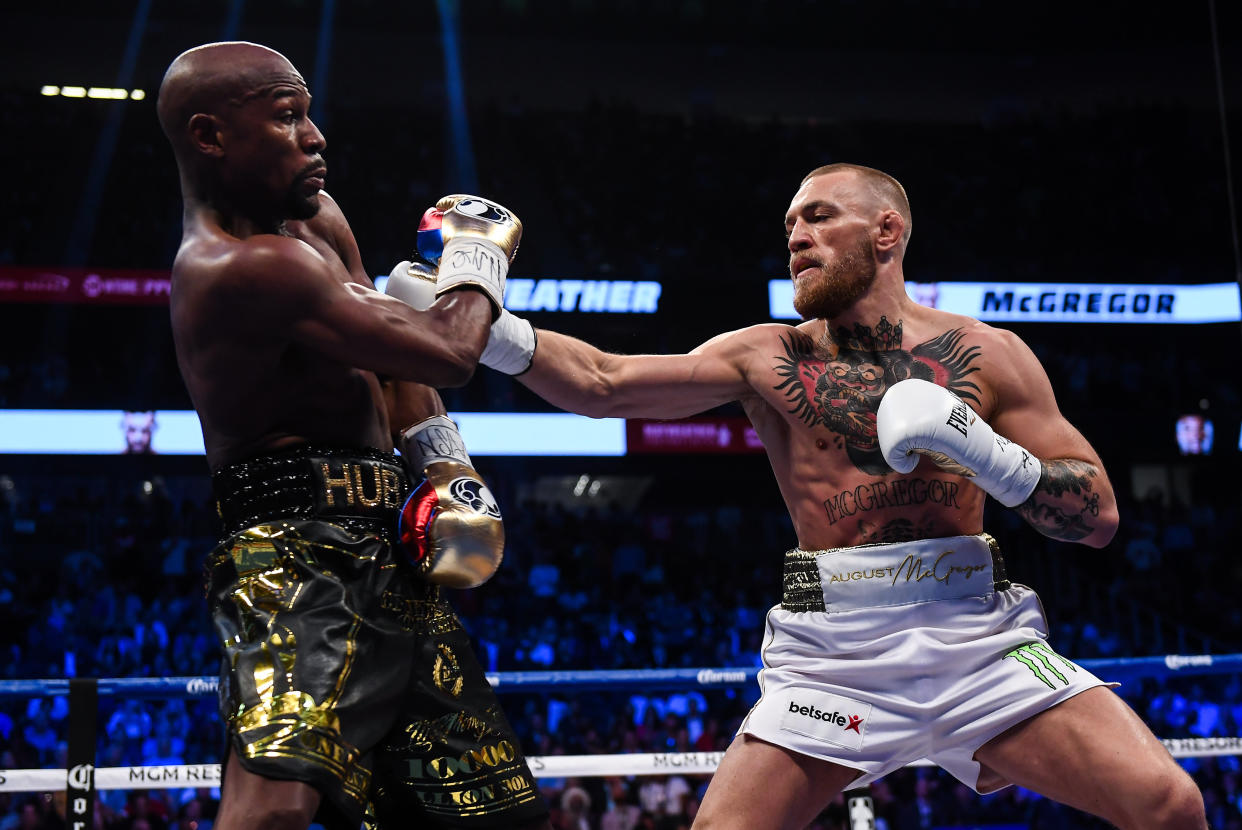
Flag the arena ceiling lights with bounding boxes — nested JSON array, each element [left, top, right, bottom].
[[40, 85, 145, 101]]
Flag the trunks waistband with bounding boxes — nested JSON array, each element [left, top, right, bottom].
[[782, 533, 1010, 613], [212, 445, 410, 535]]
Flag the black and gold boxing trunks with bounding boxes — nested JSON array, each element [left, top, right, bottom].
[[208, 445, 548, 829]]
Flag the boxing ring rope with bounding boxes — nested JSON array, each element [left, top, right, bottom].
[[5, 652, 1240, 698], [2, 654, 1240, 794]]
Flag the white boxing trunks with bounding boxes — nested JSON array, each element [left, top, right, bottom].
[[738, 534, 1112, 793]]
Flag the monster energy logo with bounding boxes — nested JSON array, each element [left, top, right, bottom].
[[1005, 642, 1078, 689]]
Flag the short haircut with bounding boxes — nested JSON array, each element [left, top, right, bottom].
[[802, 163, 912, 241]]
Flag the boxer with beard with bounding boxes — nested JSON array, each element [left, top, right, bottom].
[[471, 163, 1205, 829], [158, 41, 549, 830]]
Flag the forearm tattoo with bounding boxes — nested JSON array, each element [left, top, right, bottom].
[[1014, 459, 1102, 541]]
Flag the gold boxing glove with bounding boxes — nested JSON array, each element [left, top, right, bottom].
[[398, 415, 504, 588], [419, 194, 522, 317]]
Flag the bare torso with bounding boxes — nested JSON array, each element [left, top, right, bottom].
[[170, 202, 391, 471], [736, 308, 1008, 550]]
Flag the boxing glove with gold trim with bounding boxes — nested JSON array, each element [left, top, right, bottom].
[[419, 195, 522, 317], [398, 415, 504, 588]]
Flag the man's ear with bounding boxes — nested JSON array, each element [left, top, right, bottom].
[[875, 210, 906, 253], [188, 113, 224, 158]]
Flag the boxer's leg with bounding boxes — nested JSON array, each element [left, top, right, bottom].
[[207, 513, 418, 830], [692, 734, 859, 830], [973, 687, 1206, 829], [369, 591, 550, 829], [216, 750, 320, 830]]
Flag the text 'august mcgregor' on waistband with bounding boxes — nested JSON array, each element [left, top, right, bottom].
[[782, 534, 1010, 613]]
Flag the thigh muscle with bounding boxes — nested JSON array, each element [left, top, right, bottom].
[[693, 734, 859, 830]]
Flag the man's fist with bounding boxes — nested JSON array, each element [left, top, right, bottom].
[[418, 195, 522, 317], [383, 255, 437, 311], [398, 415, 504, 588], [877, 378, 1042, 507]]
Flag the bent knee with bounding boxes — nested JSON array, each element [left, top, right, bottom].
[[1117, 770, 1205, 830], [263, 807, 317, 830], [692, 801, 743, 830], [229, 802, 318, 830], [690, 807, 722, 830], [1150, 776, 1206, 830]]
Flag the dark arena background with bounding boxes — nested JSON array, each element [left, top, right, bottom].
[[1, 2, 1241, 828]]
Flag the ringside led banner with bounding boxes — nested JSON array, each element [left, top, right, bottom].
[[626, 417, 765, 454], [0, 267, 172, 305], [0, 412, 766, 455], [6, 266, 1236, 322], [0, 267, 665, 314], [3, 410, 1239, 456], [0, 412, 763, 455], [374, 276, 664, 314], [768, 280, 1242, 324], [0, 411, 625, 456]]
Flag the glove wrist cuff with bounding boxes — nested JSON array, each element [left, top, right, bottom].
[[435, 237, 508, 312], [984, 451, 1043, 507], [400, 415, 472, 471]]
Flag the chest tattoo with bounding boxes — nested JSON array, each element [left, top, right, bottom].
[[773, 316, 982, 474]]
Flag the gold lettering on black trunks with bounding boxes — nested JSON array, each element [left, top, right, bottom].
[[380, 468, 403, 507], [406, 741, 517, 779], [231, 690, 371, 808], [403, 740, 538, 816], [321, 462, 356, 506], [320, 461, 405, 509], [433, 644, 464, 697], [408, 774, 538, 815], [355, 464, 383, 507], [380, 591, 462, 634], [399, 709, 497, 752]]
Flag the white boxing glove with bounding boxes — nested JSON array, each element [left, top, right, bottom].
[[384, 257, 437, 311], [876, 378, 1042, 507], [480, 309, 537, 375]]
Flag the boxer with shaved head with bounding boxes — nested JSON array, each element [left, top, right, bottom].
[[479, 163, 1206, 829], [160, 42, 549, 830]]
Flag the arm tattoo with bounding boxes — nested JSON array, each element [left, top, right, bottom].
[[1014, 459, 1102, 541]]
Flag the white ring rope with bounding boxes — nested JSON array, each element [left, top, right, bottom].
[[2, 737, 1240, 793]]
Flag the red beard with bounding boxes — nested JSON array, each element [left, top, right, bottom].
[[792, 234, 876, 320]]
